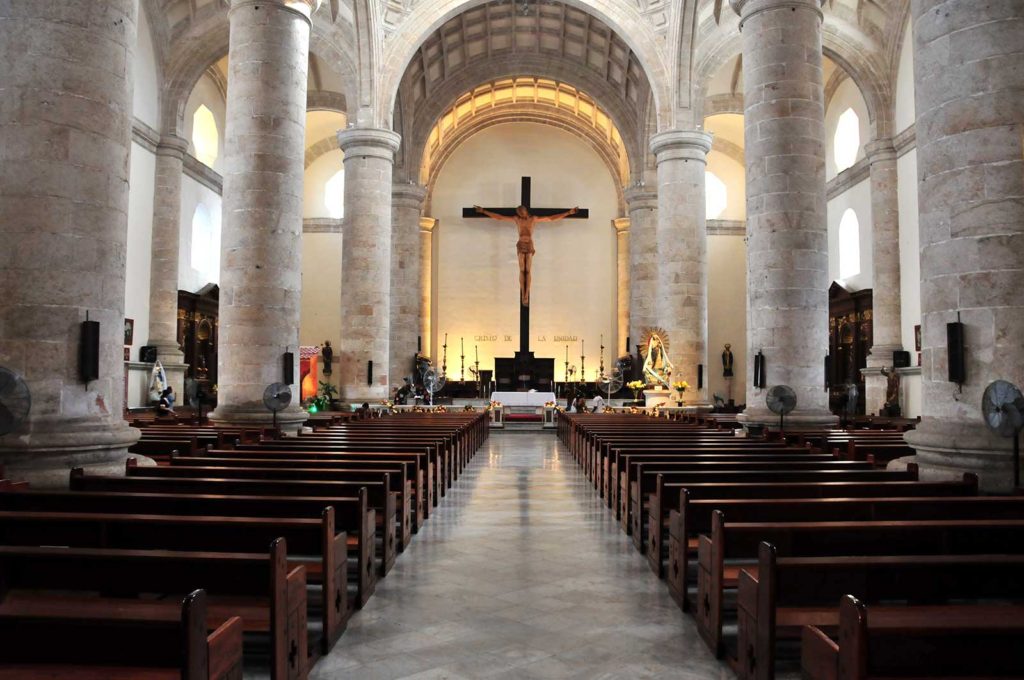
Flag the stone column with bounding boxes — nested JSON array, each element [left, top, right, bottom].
[[0, 0, 140, 486], [904, 0, 1024, 492], [862, 139, 903, 415], [146, 135, 189, 371], [420, 217, 437, 359], [650, 130, 713, 400], [210, 0, 319, 428], [732, 0, 835, 427], [337, 128, 402, 402], [624, 187, 658, 355], [389, 183, 427, 388], [613, 218, 631, 358]]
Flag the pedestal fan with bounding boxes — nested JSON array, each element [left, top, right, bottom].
[[0, 367, 31, 436], [766, 384, 797, 435], [422, 368, 446, 406], [597, 367, 625, 404], [263, 382, 292, 430], [982, 380, 1024, 488]]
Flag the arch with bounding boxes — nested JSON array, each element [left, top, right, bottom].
[[399, 55, 647, 187], [159, 11, 358, 137], [423, 110, 627, 215], [375, 0, 673, 133]]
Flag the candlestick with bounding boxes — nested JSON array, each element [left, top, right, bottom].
[[475, 345, 478, 362]]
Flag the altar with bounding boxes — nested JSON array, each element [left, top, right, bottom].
[[490, 391, 556, 407]]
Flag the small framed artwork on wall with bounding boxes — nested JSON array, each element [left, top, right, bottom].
[[124, 346, 131, 361], [914, 324, 921, 352], [124, 318, 135, 346]]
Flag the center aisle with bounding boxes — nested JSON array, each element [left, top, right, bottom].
[[311, 432, 729, 680]]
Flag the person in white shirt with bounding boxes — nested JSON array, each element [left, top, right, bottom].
[[591, 394, 605, 413]]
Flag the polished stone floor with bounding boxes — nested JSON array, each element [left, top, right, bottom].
[[309, 431, 733, 680]]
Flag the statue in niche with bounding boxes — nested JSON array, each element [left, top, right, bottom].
[[473, 204, 578, 305], [640, 328, 674, 390], [722, 343, 734, 377]]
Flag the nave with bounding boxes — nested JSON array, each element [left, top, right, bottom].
[[312, 432, 726, 680]]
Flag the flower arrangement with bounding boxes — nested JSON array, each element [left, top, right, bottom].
[[544, 401, 556, 408], [672, 380, 690, 394], [489, 400, 503, 410], [463, 404, 475, 412], [626, 379, 645, 401]]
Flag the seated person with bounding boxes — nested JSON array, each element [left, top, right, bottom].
[[591, 394, 605, 413]]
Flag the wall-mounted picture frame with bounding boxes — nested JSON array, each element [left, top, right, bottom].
[[124, 318, 135, 346], [914, 324, 921, 351], [124, 346, 131, 361]]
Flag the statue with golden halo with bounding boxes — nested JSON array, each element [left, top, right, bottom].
[[639, 327, 674, 390]]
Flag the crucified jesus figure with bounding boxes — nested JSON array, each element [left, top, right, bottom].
[[474, 204, 578, 305]]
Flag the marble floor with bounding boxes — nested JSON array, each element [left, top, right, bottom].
[[308, 431, 733, 680]]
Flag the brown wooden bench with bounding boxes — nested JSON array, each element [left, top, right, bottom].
[[801, 595, 1024, 680], [0, 507, 349, 654], [0, 589, 243, 680], [701, 516, 1024, 661], [0, 486, 377, 609], [74, 468, 398, 577], [667, 492, 1024, 610], [0, 540, 306, 680]]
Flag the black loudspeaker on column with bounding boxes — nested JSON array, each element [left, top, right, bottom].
[[367, 360, 374, 386], [80, 320, 100, 383], [893, 350, 911, 369], [753, 351, 766, 389], [824, 354, 832, 389], [282, 352, 294, 385], [947, 320, 966, 384], [697, 364, 704, 390]]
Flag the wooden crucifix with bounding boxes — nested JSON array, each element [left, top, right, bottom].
[[463, 177, 588, 356]]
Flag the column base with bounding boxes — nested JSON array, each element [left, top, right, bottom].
[[339, 384, 391, 404], [905, 418, 1018, 493], [0, 419, 143, 489], [861, 367, 886, 417], [208, 404, 308, 432], [738, 407, 838, 430]]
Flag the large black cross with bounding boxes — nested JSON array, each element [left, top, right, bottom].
[[462, 176, 589, 355]]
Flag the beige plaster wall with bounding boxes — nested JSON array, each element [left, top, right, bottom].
[[303, 149, 344, 219], [133, 6, 160, 129], [706, 150, 746, 221], [894, 19, 916, 135], [707, 234, 747, 405], [431, 123, 619, 378], [300, 232, 343, 350], [897, 147, 922, 417]]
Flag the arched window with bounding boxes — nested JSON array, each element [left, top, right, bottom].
[[190, 204, 220, 283], [838, 208, 861, 280], [192, 105, 219, 167], [325, 169, 345, 219], [705, 171, 727, 220], [833, 108, 860, 173]]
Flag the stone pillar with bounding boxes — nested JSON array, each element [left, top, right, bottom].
[[147, 135, 189, 367], [337, 128, 402, 402], [732, 0, 835, 427], [624, 187, 658, 355], [613, 218, 631, 358], [420, 217, 437, 359], [210, 0, 319, 428], [862, 139, 903, 415], [903, 0, 1024, 492], [389, 183, 427, 388], [0, 0, 140, 486], [650, 130, 713, 400]]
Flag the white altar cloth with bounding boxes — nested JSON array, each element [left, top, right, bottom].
[[490, 391, 556, 407]]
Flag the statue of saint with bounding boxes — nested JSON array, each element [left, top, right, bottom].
[[321, 340, 333, 376], [722, 343, 734, 377], [641, 332, 674, 390], [881, 367, 901, 414], [474, 204, 578, 305]]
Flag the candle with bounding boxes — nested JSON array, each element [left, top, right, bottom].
[[475, 345, 478, 362], [444, 333, 448, 346], [565, 345, 569, 362], [461, 337, 464, 354], [581, 339, 584, 356]]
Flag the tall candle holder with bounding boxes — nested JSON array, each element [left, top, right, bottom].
[[441, 334, 448, 376], [460, 337, 465, 383]]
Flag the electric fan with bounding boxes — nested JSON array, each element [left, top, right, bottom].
[[981, 380, 1024, 488], [263, 382, 293, 430], [0, 367, 31, 436], [766, 384, 798, 434]]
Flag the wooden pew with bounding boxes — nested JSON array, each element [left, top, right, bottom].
[[0, 507, 349, 654], [0, 589, 243, 680], [204, 448, 432, 523], [73, 468, 398, 577], [704, 518, 1024, 669], [801, 595, 1024, 680], [138, 459, 412, 552], [0, 486, 377, 609], [0, 540, 306, 680], [668, 492, 1024, 609], [173, 453, 423, 537]]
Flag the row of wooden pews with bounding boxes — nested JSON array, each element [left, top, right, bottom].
[[0, 411, 488, 679], [560, 412, 1024, 680]]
